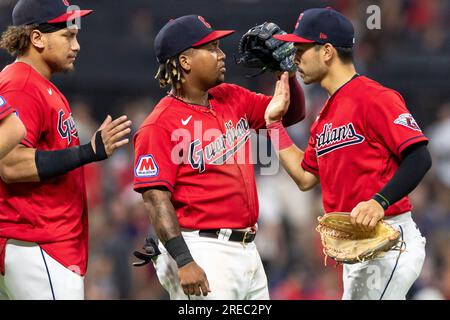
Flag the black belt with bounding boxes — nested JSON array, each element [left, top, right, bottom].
[[198, 229, 256, 244]]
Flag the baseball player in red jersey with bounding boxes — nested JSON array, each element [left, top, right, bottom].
[[0, 0, 131, 299], [264, 8, 432, 299], [0, 96, 26, 159], [132, 15, 305, 299]]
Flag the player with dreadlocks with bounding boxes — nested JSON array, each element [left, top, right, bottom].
[[132, 15, 305, 299]]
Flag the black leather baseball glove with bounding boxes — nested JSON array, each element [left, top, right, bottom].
[[236, 22, 297, 77], [132, 237, 161, 267]]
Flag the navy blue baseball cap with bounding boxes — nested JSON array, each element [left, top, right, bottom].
[[274, 7, 355, 47], [12, 0, 92, 26], [154, 15, 235, 63]]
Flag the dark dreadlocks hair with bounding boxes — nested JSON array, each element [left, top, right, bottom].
[[154, 56, 186, 92]]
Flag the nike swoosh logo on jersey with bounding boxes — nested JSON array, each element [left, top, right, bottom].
[[181, 115, 193, 126], [47, 88, 53, 95]]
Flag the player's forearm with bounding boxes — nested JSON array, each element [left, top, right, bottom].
[[0, 139, 104, 183], [0, 114, 26, 160], [142, 188, 182, 243], [142, 188, 195, 268], [149, 205, 181, 243], [282, 75, 306, 127], [267, 121, 319, 191], [372, 143, 432, 210], [34, 139, 106, 180], [0, 145, 40, 183], [278, 145, 318, 191]]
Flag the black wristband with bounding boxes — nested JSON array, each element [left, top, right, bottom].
[[372, 193, 390, 210], [79, 142, 96, 164], [94, 131, 107, 160], [164, 235, 194, 268]]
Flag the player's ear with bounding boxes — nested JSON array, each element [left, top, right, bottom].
[[30, 29, 46, 50], [178, 49, 193, 72], [322, 43, 334, 63]]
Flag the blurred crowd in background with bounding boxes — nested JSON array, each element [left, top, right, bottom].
[[1, 0, 449, 299]]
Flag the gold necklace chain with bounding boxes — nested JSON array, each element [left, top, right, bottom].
[[167, 92, 211, 108]]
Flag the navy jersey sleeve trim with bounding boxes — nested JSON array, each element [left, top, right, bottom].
[[397, 135, 428, 154], [301, 160, 319, 174], [20, 138, 35, 148], [0, 106, 13, 117], [133, 180, 175, 193]]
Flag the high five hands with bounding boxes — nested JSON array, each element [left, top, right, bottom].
[[265, 71, 290, 125]]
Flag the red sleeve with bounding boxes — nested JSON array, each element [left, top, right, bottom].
[[133, 124, 178, 193], [282, 76, 306, 127], [0, 91, 44, 148], [220, 84, 271, 131], [301, 134, 319, 175], [0, 95, 15, 120], [366, 90, 428, 159]]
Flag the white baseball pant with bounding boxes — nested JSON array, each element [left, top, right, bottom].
[[0, 239, 84, 300], [342, 212, 426, 300], [152, 229, 270, 300]]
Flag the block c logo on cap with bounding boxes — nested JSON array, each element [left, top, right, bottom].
[[135, 154, 159, 177]]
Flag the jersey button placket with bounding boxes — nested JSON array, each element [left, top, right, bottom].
[[217, 107, 253, 226]]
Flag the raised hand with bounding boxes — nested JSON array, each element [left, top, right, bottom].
[[265, 72, 290, 125], [91, 115, 132, 158]]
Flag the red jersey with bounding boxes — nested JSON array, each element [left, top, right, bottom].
[[302, 76, 428, 216], [0, 95, 15, 120], [133, 84, 271, 229], [0, 62, 88, 275]]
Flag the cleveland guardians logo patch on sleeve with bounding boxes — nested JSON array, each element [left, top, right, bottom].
[[394, 113, 421, 132], [135, 155, 159, 177]]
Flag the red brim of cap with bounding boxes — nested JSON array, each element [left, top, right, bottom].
[[192, 30, 235, 47], [273, 33, 315, 43], [47, 10, 93, 24]]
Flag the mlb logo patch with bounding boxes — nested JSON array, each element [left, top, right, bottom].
[[135, 155, 159, 177], [0, 96, 6, 108], [394, 113, 421, 132]]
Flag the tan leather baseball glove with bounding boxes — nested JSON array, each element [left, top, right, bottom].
[[316, 212, 402, 265]]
